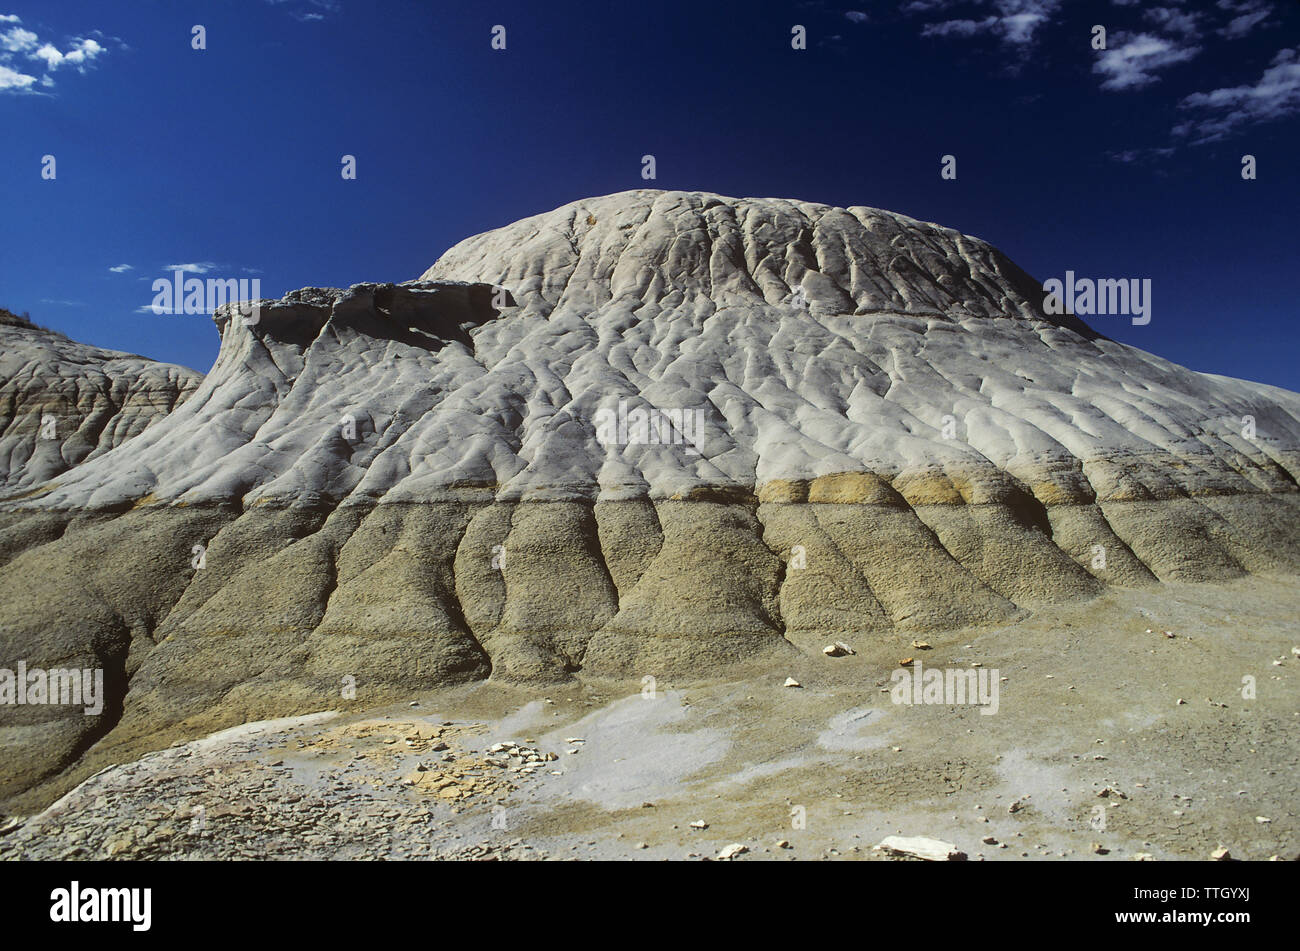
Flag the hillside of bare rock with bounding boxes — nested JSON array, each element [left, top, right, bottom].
[[0, 307, 201, 494], [1, 191, 1297, 811]]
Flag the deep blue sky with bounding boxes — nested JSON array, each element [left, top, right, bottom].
[[2, 0, 1297, 389]]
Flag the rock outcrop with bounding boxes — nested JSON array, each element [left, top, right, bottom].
[[2, 190, 1298, 808], [0, 308, 201, 493]]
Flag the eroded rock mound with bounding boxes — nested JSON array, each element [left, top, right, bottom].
[[0, 307, 201, 494], [2, 191, 1298, 809]]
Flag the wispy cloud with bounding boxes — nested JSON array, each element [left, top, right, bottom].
[[1217, 0, 1273, 40], [1106, 146, 1175, 164], [264, 0, 342, 22], [109, 264, 133, 274], [921, 18, 996, 39], [845, 11, 869, 24], [1093, 32, 1200, 90], [164, 262, 220, 274], [1174, 46, 1300, 143], [912, 0, 1061, 49], [1142, 6, 1203, 38]]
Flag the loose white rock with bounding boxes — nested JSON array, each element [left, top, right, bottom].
[[875, 835, 967, 862]]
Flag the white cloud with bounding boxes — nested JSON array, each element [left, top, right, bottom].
[[165, 262, 219, 274], [0, 15, 20, 24], [1107, 146, 1175, 164], [109, 264, 133, 274], [922, 17, 994, 38], [0, 61, 33, 89], [1000, 12, 1047, 44], [845, 11, 869, 24], [1, 19, 113, 94], [1217, 0, 1272, 40], [264, 0, 342, 21], [1143, 6, 1202, 38], [63, 37, 103, 65], [30, 43, 61, 68], [1221, 10, 1270, 37], [1, 25, 35, 51], [35, 37, 103, 71], [915, 0, 1060, 48], [1093, 32, 1200, 90], [1175, 46, 1300, 142]]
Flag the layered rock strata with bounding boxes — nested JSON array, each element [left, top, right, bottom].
[[2, 191, 1297, 805]]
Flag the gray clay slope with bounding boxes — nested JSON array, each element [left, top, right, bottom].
[[1, 190, 1297, 804]]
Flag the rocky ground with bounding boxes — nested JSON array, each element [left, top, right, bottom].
[[2, 576, 1296, 862]]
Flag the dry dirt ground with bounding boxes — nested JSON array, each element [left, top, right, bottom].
[[2, 576, 1296, 861]]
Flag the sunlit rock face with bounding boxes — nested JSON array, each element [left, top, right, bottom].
[[3, 191, 1298, 808], [0, 308, 201, 493]]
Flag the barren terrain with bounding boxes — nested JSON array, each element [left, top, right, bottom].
[[5, 576, 1294, 861]]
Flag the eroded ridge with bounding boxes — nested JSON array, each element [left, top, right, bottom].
[[1, 191, 1298, 809]]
